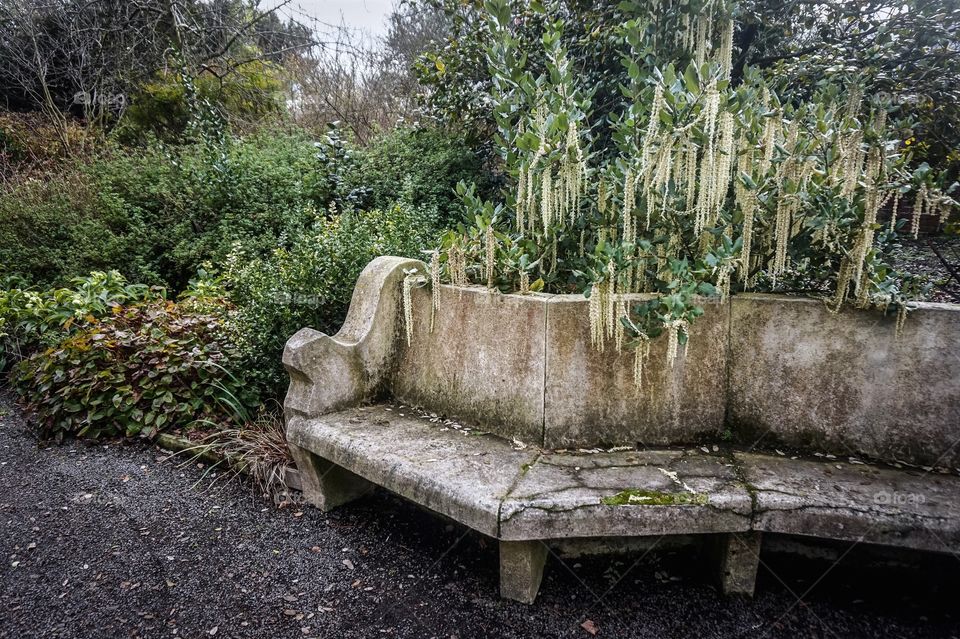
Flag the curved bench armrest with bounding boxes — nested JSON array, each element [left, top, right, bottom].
[[283, 256, 426, 418]]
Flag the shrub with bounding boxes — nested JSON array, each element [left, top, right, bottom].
[[428, 2, 953, 388], [217, 202, 441, 396], [0, 169, 151, 284], [116, 62, 286, 142], [0, 130, 343, 289], [93, 130, 337, 289], [0, 270, 156, 370], [344, 127, 493, 224], [13, 300, 252, 441]]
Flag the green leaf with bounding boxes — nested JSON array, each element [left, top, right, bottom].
[[683, 64, 699, 94]]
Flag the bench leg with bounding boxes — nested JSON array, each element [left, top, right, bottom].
[[500, 540, 548, 604], [717, 531, 762, 597], [288, 443, 373, 511]]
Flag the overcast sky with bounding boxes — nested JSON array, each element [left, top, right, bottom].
[[265, 0, 396, 39]]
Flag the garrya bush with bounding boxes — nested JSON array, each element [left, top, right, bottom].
[[420, 0, 955, 387], [13, 300, 253, 441]]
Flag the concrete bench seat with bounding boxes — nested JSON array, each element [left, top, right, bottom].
[[287, 403, 960, 602], [283, 256, 960, 603], [738, 453, 960, 554]]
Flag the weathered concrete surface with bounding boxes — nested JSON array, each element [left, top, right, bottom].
[[290, 403, 960, 555], [499, 540, 548, 604], [499, 449, 751, 541], [543, 295, 729, 448], [716, 532, 762, 596], [728, 295, 960, 468], [286, 406, 539, 538], [289, 402, 960, 602], [737, 452, 960, 554], [287, 442, 373, 511], [393, 285, 550, 444], [284, 256, 426, 418], [283, 257, 960, 602]]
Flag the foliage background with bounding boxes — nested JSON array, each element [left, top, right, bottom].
[[0, 0, 957, 441]]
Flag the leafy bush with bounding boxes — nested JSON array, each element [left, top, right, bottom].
[[13, 300, 252, 441], [0, 271, 156, 370], [0, 130, 343, 289], [427, 1, 955, 384], [116, 62, 286, 142], [94, 130, 339, 289], [216, 202, 441, 395], [0, 170, 148, 284], [344, 127, 493, 224]]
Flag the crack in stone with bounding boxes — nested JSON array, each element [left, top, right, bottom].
[[753, 500, 954, 522]]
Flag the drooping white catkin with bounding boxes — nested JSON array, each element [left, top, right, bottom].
[[772, 199, 791, 284], [896, 303, 908, 339], [589, 282, 606, 352], [845, 148, 880, 301], [715, 263, 732, 301], [430, 251, 440, 307], [430, 250, 440, 332], [889, 192, 901, 233], [718, 18, 734, 80], [614, 296, 627, 352], [402, 273, 415, 346], [664, 318, 688, 368], [516, 164, 527, 233], [623, 169, 635, 244], [830, 256, 852, 313], [606, 261, 617, 340], [541, 168, 553, 233], [912, 185, 926, 239], [485, 225, 496, 288], [684, 142, 698, 214], [740, 196, 755, 285], [640, 85, 665, 176], [448, 245, 467, 287]]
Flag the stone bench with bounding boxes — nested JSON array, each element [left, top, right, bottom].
[[284, 256, 960, 603]]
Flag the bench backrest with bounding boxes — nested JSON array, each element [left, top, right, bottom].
[[285, 257, 960, 468]]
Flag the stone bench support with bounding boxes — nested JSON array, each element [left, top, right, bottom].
[[716, 532, 763, 597], [287, 443, 373, 511], [500, 541, 548, 604]]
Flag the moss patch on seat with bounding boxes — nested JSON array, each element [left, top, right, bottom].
[[600, 489, 708, 506]]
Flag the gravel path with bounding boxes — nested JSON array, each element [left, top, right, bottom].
[[1, 392, 958, 639]]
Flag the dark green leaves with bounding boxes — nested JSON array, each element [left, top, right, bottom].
[[12, 300, 253, 441]]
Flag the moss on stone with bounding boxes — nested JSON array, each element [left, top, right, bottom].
[[600, 488, 708, 506]]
